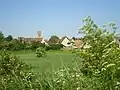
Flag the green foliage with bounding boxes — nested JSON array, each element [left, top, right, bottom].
[[0, 50, 41, 90], [0, 31, 4, 41], [45, 44, 63, 51], [0, 36, 46, 51], [48, 35, 60, 44], [5, 35, 13, 41], [37, 65, 100, 90], [29, 41, 45, 51], [1, 17, 120, 90], [0, 31, 46, 51], [78, 16, 120, 89], [0, 32, 63, 52], [0, 49, 98, 90], [31, 41, 40, 50], [36, 47, 46, 57]]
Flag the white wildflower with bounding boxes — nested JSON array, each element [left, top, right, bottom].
[[57, 80, 60, 83], [76, 74, 80, 77], [72, 75, 75, 77], [77, 87, 80, 90], [76, 73, 78, 75], [117, 82, 120, 85], [118, 67, 120, 70], [7, 64, 10, 66], [101, 68, 106, 71], [63, 81, 65, 84], [95, 71, 100, 74]]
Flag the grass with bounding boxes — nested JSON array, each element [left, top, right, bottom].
[[12, 50, 76, 73]]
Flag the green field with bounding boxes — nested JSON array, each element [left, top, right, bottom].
[[12, 50, 77, 73]]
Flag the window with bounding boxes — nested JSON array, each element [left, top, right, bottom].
[[67, 42, 71, 44]]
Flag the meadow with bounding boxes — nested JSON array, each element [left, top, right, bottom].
[[12, 50, 77, 73]]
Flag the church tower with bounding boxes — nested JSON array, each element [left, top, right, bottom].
[[35, 31, 43, 42], [37, 31, 42, 38]]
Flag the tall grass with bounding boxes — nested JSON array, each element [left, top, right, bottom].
[[0, 50, 99, 90]]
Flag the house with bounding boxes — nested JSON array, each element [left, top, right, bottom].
[[61, 36, 72, 47], [18, 37, 34, 44], [74, 39, 83, 48], [41, 38, 49, 45], [60, 36, 83, 49]]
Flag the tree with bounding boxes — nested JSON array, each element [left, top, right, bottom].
[[0, 31, 4, 41], [48, 35, 60, 44], [36, 47, 46, 57], [72, 37, 76, 40], [5, 35, 13, 41], [78, 16, 120, 89]]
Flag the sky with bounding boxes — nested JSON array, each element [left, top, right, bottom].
[[0, 0, 120, 39]]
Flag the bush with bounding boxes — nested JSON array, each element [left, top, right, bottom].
[[37, 65, 100, 90], [0, 39, 46, 51], [31, 42, 45, 51], [45, 44, 63, 51], [36, 47, 46, 57], [0, 50, 41, 90], [77, 16, 120, 89], [0, 49, 98, 90]]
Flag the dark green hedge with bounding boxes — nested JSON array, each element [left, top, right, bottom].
[[45, 44, 63, 51]]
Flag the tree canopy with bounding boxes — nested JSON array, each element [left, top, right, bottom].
[[0, 31, 4, 41], [48, 35, 60, 44], [5, 35, 13, 41]]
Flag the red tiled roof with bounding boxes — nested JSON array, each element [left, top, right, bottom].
[[74, 39, 83, 48]]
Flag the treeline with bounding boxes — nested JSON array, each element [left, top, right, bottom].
[[0, 32, 63, 51]]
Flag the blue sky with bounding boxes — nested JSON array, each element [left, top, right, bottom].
[[0, 0, 120, 39]]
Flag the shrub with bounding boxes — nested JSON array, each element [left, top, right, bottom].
[[37, 66, 100, 90], [0, 50, 41, 90], [45, 44, 63, 51], [78, 16, 120, 89], [36, 47, 46, 57]]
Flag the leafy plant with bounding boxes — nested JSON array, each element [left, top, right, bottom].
[[5, 35, 13, 41], [48, 35, 60, 44], [78, 16, 120, 89], [45, 44, 63, 51], [0, 50, 41, 90], [0, 31, 4, 42], [36, 47, 47, 57]]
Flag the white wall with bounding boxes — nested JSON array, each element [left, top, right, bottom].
[[61, 38, 72, 47]]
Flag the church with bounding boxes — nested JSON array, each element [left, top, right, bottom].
[[18, 31, 43, 44]]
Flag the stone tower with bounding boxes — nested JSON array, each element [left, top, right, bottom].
[[37, 31, 42, 38]]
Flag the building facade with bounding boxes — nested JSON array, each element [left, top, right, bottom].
[[18, 31, 43, 44]]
